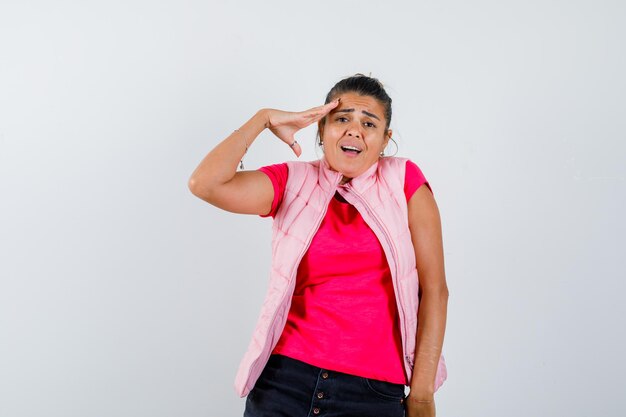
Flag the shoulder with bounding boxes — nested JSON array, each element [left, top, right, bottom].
[[259, 162, 288, 178], [378, 156, 410, 172], [283, 160, 326, 187], [285, 159, 320, 173], [377, 157, 428, 182], [378, 157, 433, 201], [257, 163, 289, 218], [404, 159, 427, 181], [380, 157, 425, 177], [256, 160, 321, 218], [404, 159, 433, 198]]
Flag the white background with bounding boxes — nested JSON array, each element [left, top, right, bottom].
[[1, 1, 624, 416]]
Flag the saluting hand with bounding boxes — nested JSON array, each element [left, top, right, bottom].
[[265, 99, 340, 157]]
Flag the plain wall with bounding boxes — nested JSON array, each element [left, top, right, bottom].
[[1, 1, 624, 416]]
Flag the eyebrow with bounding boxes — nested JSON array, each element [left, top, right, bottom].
[[335, 108, 381, 121]]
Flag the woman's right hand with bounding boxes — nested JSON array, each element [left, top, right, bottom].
[[188, 100, 340, 216], [265, 99, 340, 157]]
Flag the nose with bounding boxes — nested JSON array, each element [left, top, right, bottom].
[[347, 125, 361, 139]]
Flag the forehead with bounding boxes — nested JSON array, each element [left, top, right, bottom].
[[331, 92, 385, 117]]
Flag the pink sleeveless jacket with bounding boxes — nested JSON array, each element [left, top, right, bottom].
[[234, 156, 447, 397]]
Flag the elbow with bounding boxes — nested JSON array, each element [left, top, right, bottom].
[[441, 286, 449, 302], [188, 176, 215, 202], [419, 282, 449, 302], [187, 176, 199, 195], [438, 282, 449, 300], [430, 285, 449, 302], [441, 282, 449, 298], [188, 176, 200, 196], [432, 287, 449, 307]]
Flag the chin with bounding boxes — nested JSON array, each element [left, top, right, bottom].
[[338, 168, 363, 180], [326, 154, 374, 176]]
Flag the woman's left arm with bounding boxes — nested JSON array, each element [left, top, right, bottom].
[[405, 183, 449, 416]]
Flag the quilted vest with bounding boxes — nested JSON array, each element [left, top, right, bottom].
[[234, 156, 447, 397]]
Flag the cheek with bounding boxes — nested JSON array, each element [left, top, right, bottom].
[[324, 123, 339, 133], [322, 126, 342, 142]]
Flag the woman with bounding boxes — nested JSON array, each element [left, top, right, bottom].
[[188, 74, 448, 417]]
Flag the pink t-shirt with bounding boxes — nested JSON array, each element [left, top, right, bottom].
[[258, 160, 431, 384]]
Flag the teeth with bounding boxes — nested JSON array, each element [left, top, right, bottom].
[[341, 145, 361, 152]]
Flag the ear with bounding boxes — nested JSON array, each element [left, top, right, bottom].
[[384, 129, 392, 148]]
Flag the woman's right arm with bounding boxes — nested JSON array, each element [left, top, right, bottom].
[[187, 100, 339, 215], [187, 109, 275, 215]]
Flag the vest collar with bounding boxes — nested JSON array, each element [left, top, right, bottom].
[[319, 156, 380, 194]]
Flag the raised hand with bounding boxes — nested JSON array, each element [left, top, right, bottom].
[[265, 99, 340, 157]]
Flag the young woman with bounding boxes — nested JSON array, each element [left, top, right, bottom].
[[188, 74, 448, 417]]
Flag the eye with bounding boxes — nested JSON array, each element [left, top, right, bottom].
[[336, 116, 349, 122], [364, 121, 376, 128]]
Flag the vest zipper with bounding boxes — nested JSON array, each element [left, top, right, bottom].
[[246, 174, 343, 389], [340, 184, 414, 378]]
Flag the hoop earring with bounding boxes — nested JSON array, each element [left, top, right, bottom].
[[384, 137, 398, 157]]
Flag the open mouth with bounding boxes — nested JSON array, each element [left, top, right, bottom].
[[341, 145, 362, 155]]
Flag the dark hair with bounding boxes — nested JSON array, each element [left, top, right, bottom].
[[319, 73, 392, 133]]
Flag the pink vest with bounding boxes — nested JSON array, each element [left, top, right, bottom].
[[234, 156, 447, 397]]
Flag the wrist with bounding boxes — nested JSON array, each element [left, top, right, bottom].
[[256, 108, 271, 129], [407, 387, 434, 402]]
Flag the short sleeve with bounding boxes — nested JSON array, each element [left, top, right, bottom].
[[258, 163, 289, 218], [404, 160, 433, 201]]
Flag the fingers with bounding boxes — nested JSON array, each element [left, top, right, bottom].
[[304, 98, 340, 123], [292, 142, 302, 157], [322, 98, 341, 112], [280, 99, 340, 156], [306, 98, 340, 116], [318, 98, 340, 111], [287, 138, 302, 157]]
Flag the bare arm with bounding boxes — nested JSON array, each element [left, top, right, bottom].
[[188, 100, 339, 215], [187, 109, 275, 215], [405, 184, 449, 417]]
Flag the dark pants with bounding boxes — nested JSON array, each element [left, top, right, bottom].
[[243, 354, 406, 417]]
